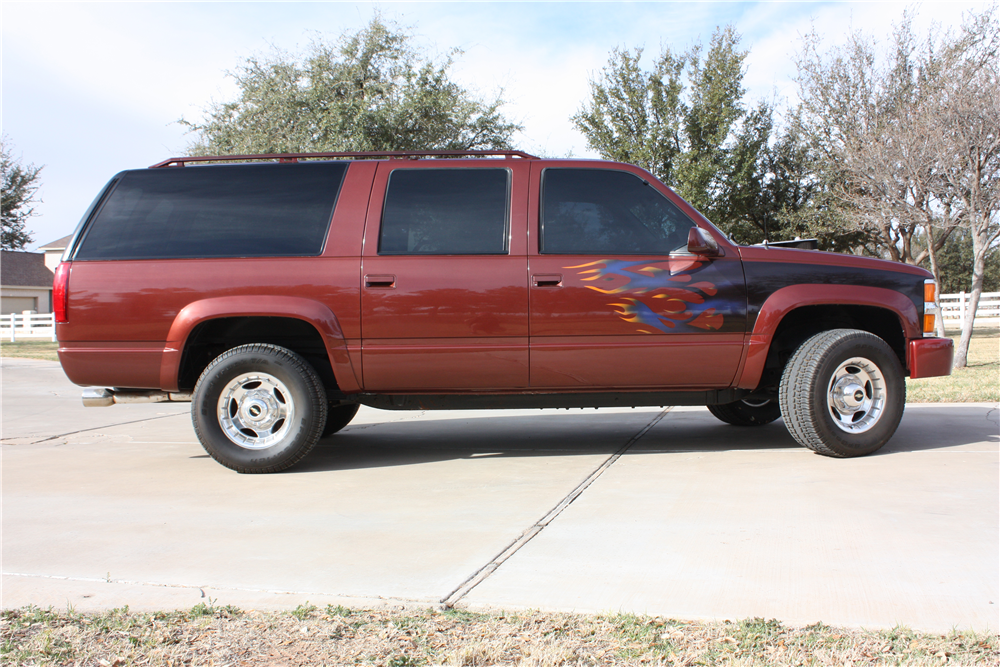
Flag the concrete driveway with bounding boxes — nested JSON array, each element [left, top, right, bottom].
[[2, 357, 997, 633]]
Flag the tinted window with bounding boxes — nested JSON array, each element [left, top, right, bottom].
[[541, 169, 695, 254], [379, 169, 509, 255], [74, 162, 347, 260]]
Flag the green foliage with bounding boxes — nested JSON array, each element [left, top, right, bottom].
[[933, 230, 1000, 294], [441, 608, 486, 622], [573, 27, 815, 245], [182, 16, 522, 155], [326, 604, 353, 617], [189, 598, 217, 617], [1, 135, 43, 250], [291, 602, 318, 620]]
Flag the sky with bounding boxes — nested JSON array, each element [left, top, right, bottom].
[[1, 1, 989, 250]]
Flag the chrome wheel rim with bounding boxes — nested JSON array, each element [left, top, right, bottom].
[[827, 357, 885, 434], [218, 372, 293, 449]]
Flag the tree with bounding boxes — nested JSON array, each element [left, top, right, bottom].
[[929, 8, 1000, 365], [795, 12, 961, 268], [181, 17, 522, 155], [795, 7, 1000, 366], [572, 27, 818, 246], [1, 136, 43, 250], [932, 230, 1000, 294]]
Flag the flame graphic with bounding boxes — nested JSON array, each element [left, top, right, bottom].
[[566, 259, 723, 332]]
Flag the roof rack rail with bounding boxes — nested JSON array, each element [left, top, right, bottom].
[[150, 150, 539, 168]]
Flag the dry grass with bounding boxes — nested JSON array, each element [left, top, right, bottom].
[[2, 605, 997, 666], [907, 329, 999, 403], [0, 339, 59, 361]]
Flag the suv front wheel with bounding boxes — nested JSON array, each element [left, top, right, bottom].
[[779, 329, 904, 457], [192, 344, 327, 473]]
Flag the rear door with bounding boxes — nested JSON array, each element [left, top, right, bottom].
[[360, 160, 530, 391], [528, 163, 747, 389]]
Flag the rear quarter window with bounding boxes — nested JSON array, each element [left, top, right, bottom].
[[73, 162, 348, 260]]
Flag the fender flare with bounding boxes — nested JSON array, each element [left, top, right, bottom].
[[159, 296, 360, 392], [735, 284, 919, 389]]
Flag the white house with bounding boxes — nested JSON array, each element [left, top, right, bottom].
[[37, 234, 72, 272]]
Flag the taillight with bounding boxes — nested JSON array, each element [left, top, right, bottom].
[[53, 262, 70, 323], [923, 278, 939, 337]]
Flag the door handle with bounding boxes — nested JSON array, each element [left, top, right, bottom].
[[532, 274, 562, 287], [365, 274, 396, 289]]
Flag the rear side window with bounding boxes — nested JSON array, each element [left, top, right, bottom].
[[541, 168, 695, 254], [379, 169, 510, 255], [74, 162, 347, 260]]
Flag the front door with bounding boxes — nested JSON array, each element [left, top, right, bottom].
[[361, 161, 530, 391], [528, 164, 747, 389]]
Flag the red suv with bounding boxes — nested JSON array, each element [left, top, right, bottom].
[[53, 151, 953, 472]]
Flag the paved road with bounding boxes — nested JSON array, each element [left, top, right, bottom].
[[2, 357, 997, 633]]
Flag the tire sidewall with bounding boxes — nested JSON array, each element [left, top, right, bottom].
[[806, 333, 905, 456], [193, 346, 325, 472]]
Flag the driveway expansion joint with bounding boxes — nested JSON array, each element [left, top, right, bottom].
[[19, 411, 189, 445], [439, 407, 672, 608]]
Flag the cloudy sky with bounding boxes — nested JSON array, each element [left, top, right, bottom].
[[1, 1, 986, 249]]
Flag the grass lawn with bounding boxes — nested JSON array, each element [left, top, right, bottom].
[[3, 330, 996, 402], [3, 605, 997, 666], [0, 339, 59, 361], [907, 329, 999, 403]]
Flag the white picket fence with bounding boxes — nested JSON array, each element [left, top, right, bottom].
[[1, 311, 56, 341], [939, 291, 1000, 329]]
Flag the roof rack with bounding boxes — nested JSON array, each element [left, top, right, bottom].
[[150, 150, 539, 168]]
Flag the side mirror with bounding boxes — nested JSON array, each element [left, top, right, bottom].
[[687, 227, 722, 257]]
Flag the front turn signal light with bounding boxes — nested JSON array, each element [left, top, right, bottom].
[[923, 279, 939, 337]]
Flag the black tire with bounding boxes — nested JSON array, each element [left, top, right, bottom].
[[707, 399, 782, 426], [192, 344, 327, 473], [779, 329, 905, 458], [321, 403, 360, 438]]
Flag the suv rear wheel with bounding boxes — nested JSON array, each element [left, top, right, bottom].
[[192, 344, 327, 473], [779, 329, 904, 457]]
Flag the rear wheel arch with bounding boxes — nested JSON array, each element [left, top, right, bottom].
[[160, 296, 359, 393], [178, 316, 338, 393]]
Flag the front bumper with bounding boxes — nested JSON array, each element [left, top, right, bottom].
[[908, 337, 954, 379]]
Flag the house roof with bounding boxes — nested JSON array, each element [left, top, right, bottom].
[[1, 250, 55, 288], [38, 234, 73, 251]]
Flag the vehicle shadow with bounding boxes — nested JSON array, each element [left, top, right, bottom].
[[291, 409, 802, 474], [877, 404, 999, 455], [288, 404, 998, 474]]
